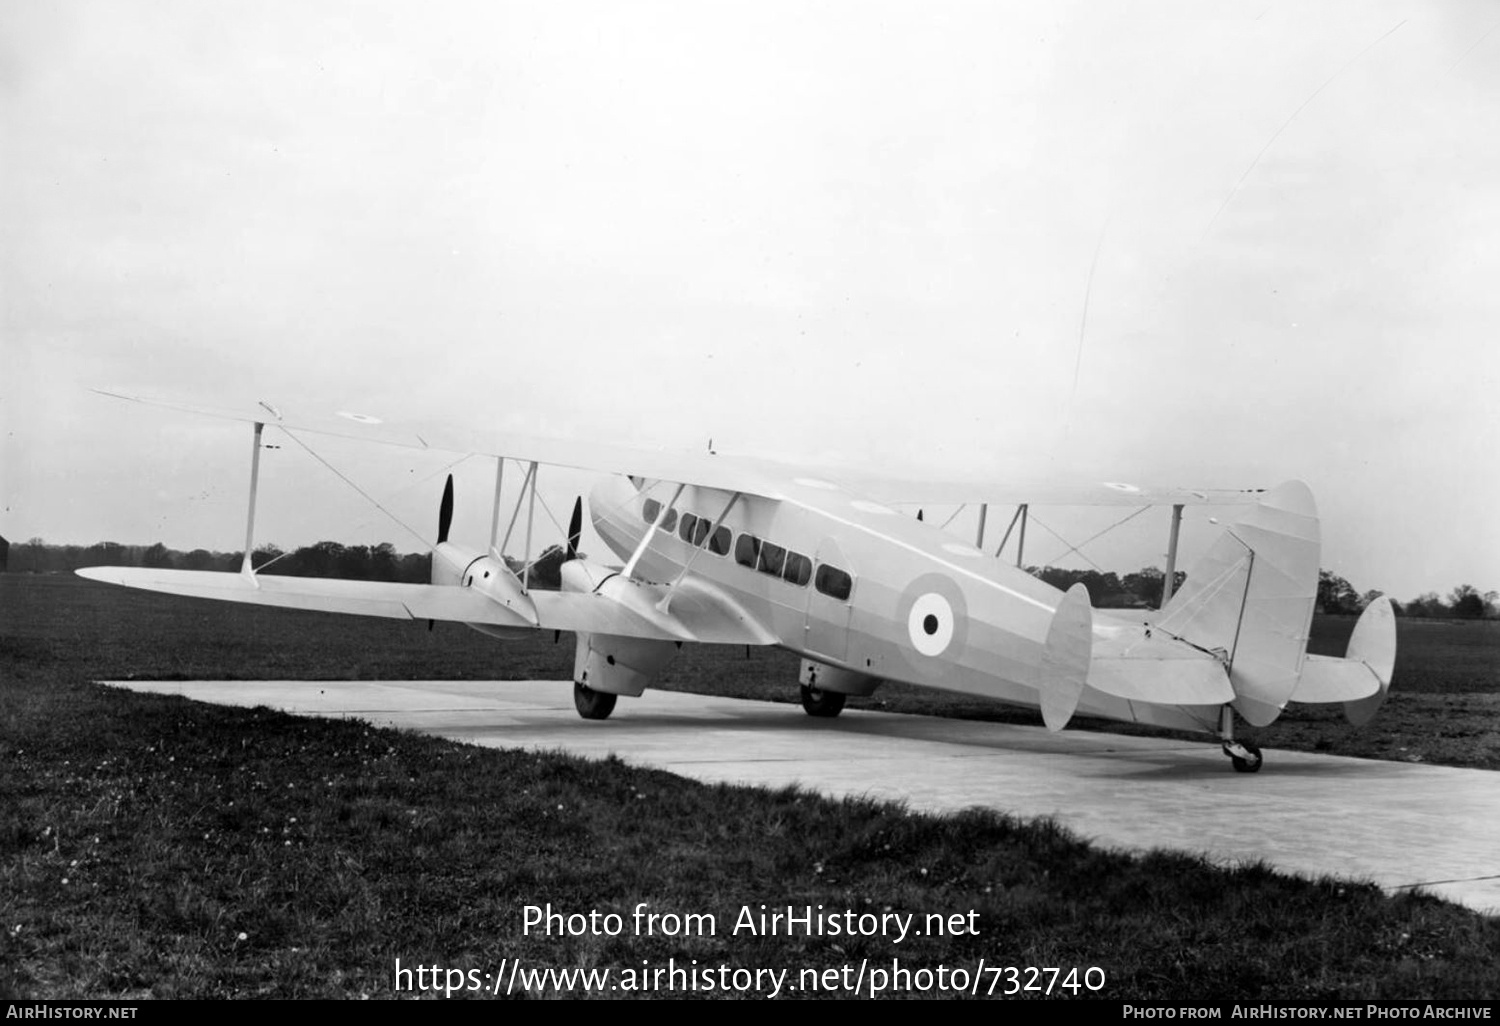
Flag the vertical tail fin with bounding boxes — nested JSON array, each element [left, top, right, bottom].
[[1040, 583, 1093, 732], [1154, 481, 1320, 726]]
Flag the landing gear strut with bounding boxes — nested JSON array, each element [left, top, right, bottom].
[[574, 682, 617, 720], [1218, 705, 1262, 773], [800, 685, 846, 718]]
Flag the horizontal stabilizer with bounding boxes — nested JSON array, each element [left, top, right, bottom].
[[1081, 611, 1235, 706], [1288, 597, 1395, 726], [1343, 596, 1396, 725], [1293, 655, 1383, 703], [1086, 651, 1235, 706]]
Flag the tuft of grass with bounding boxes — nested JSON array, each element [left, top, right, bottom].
[[3, 575, 1498, 999]]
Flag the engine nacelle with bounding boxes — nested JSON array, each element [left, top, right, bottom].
[[574, 631, 680, 697], [559, 557, 617, 594], [432, 542, 537, 625], [799, 658, 881, 696]]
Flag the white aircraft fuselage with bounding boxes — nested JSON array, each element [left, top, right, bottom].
[[587, 474, 1203, 729]]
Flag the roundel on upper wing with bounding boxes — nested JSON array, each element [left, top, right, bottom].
[[897, 572, 968, 662], [337, 410, 383, 424]]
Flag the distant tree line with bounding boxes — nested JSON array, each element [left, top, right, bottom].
[[1313, 569, 1497, 619], [9, 538, 1495, 617], [5, 538, 574, 590], [1033, 566, 1496, 619], [1004, 566, 1500, 619], [1397, 583, 1498, 620], [1026, 566, 1187, 609], [8, 538, 432, 583]]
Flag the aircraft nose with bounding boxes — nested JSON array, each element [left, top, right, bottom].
[[587, 475, 644, 556], [588, 475, 640, 523]]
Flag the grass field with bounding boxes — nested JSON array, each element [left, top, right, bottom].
[[2, 574, 1497, 999]]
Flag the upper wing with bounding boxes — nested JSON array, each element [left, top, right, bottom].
[[95, 390, 791, 500], [95, 390, 1261, 507], [827, 468, 1267, 508]]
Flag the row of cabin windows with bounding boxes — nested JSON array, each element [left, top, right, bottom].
[[736, 534, 811, 587], [640, 498, 853, 601], [641, 498, 732, 555]]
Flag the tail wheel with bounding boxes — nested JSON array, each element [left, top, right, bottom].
[[1225, 741, 1263, 773], [574, 682, 617, 720], [800, 685, 846, 718]]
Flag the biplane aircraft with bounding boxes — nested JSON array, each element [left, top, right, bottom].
[[78, 392, 1397, 772]]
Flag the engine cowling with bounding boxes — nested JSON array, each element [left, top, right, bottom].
[[573, 631, 680, 697], [799, 658, 880, 696], [559, 557, 616, 594], [432, 542, 538, 626]]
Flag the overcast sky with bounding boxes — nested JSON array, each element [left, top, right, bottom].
[[3, 0, 1497, 600]]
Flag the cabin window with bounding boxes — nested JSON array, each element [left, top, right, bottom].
[[758, 541, 786, 577], [642, 498, 660, 523], [678, 512, 698, 543], [692, 518, 713, 547], [783, 551, 812, 587], [815, 564, 853, 601], [709, 525, 731, 556], [661, 508, 678, 532], [735, 533, 760, 568]]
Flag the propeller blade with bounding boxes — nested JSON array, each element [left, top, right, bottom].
[[437, 474, 454, 544], [566, 496, 583, 560]]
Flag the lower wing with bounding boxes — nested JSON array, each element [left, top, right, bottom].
[[75, 567, 774, 646]]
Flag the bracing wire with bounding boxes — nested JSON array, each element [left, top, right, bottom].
[[1023, 514, 1104, 573], [1027, 504, 1153, 571], [1052, 505, 1153, 565], [939, 504, 967, 530], [521, 488, 572, 567], [340, 451, 475, 539], [278, 428, 441, 556]]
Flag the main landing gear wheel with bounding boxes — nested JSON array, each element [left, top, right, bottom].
[[800, 685, 846, 718], [1223, 740, 1263, 774], [574, 682, 617, 720]]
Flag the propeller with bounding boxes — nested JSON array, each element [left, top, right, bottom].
[[430, 474, 456, 631], [437, 474, 454, 544], [566, 496, 583, 561]]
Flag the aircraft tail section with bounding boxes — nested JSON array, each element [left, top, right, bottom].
[[1152, 481, 1320, 727], [1291, 596, 1396, 725]]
